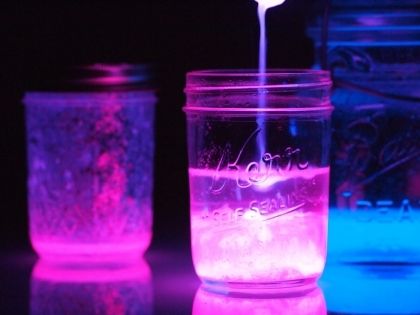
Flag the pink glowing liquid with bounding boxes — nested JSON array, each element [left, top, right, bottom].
[[189, 167, 329, 286]]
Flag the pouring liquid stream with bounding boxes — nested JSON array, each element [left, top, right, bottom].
[[256, 0, 286, 164]]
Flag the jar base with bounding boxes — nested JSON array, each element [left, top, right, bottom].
[[201, 276, 319, 296], [31, 239, 150, 264]]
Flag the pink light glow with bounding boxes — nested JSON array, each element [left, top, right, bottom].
[[189, 167, 329, 289], [31, 238, 151, 263], [31, 260, 153, 315], [193, 286, 326, 315], [32, 259, 151, 283]]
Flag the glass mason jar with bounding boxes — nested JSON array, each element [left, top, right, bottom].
[[24, 64, 156, 262], [308, 1, 420, 264], [184, 70, 333, 292]]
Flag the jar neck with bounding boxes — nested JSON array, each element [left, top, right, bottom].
[[184, 70, 332, 113]]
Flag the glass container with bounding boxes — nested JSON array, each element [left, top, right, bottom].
[[308, 1, 420, 264], [24, 64, 156, 262], [184, 69, 332, 292]]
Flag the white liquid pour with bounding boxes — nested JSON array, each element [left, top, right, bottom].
[[256, 0, 287, 74], [255, 0, 287, 156]]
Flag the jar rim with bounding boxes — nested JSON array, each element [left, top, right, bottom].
[[24, 63, 154, 92], [185, 69, 332, 92], [184, 69, 332, 113]]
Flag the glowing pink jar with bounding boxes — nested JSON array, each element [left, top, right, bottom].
[[24, 64, 156, 262], [184, 70, 332, 292]]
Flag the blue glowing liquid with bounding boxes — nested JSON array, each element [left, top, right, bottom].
[[328, 205, 420, 263], [321, 264, 420, 314], [327, 83, 420, 263]]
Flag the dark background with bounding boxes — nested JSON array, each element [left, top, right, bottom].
[[0, 0, 317, 252]]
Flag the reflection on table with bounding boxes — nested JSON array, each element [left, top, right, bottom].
[[30, 259, 153, 315], [192, 285, 326, 315]]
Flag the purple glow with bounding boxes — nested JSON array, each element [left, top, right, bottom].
[[81, 64, 148, 86], [258, 5, 267, 75], [31, 260, 152, 315], [25, 91, 155, 261], [257, 4, 268, 155], [87, 75, 134, 86], [193, 286, 326, 315], [356, 15, 386, 27], [190, 167, 329, 286]]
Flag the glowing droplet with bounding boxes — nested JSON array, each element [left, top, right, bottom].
[[255, 0, 286, 9]]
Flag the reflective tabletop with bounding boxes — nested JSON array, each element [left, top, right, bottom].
[[1, 247, 420, 315]]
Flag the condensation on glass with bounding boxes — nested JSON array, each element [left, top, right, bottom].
[[24, 64, 156, 262], [184, 70, 333, 292], [308, 0, 420, 264]]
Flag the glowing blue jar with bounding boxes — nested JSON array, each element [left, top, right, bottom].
[[308, 1, 420, 264]]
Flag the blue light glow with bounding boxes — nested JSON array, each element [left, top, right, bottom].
[[308, 0, 420, 267], [328, 207, 420, 264], [320, 264, 420, 314], [328, 41, 420, 47], [289, 119, 297, 137]]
